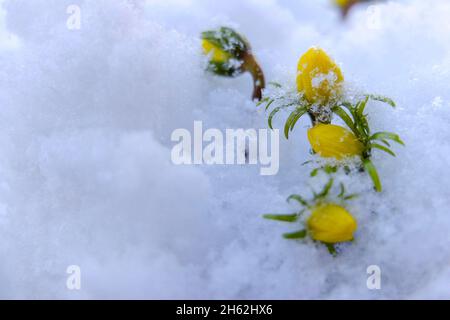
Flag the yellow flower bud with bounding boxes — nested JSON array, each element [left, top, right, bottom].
[[202, 39, 232, 63], [334, 0, 351, 7], [297, 47, 344, 104], [307, 124, 364, 159], [201, 27, 265, 101], [307, 204, 357, 243], [333, 0, 360, 17]]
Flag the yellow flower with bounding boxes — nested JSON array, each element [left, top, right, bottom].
[[297, 47, 344, 104], [333, 0, 360, 17], [202, 39, 232, 63], [307, 203, 357, 243], [307, 124, 364, 159], [334, 0, 351, 8]]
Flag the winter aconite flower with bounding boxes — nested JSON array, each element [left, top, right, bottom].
[[261, 47, 403, 192], [262, 85, 403, 191], [261, 47, 345, 132], [201, 27, 265, 101], [297, 47, 344, 105], [264, 177, 358, 254], [307, 203, 357, 243], [307, 124, 364, 159]]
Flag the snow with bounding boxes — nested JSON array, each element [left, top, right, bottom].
[[0, 0, 449, 299]]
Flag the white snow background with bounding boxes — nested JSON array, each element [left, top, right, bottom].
[[0, 0, 449, 299]]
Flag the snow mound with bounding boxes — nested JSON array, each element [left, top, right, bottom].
[[0, 0, 449, 299]]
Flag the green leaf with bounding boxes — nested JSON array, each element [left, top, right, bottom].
[[340, 102, 359, 124], [338, 183, 358, 200], [340, 102, 355, 112], [332, 106, 357, 134], [350, 100, 370, 138], [370, 132, 405, 146], [264, 99, 275, 111], [268, 106, 282, 130], [315, 178, 334, 199], [338, 183, 345, 198], [380, 139, 391, 147], [324, 165, 338, 174], [358, 113, 371, 136], [268, 81, 282, 88], [283, 229, 307, 239], [363, 158, 382, 192], [287, 194, 309, 207], [263, 214, 298, 223], [310, 168, 319, 177], [344, 194, 359, 200], [367, 94, 396, 108], [370, 143, 396, 157], [284, 107, 308, 139], [256, 96, 269, 107], [289, 107, 308, 130], [357, 96, 369, 118]]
